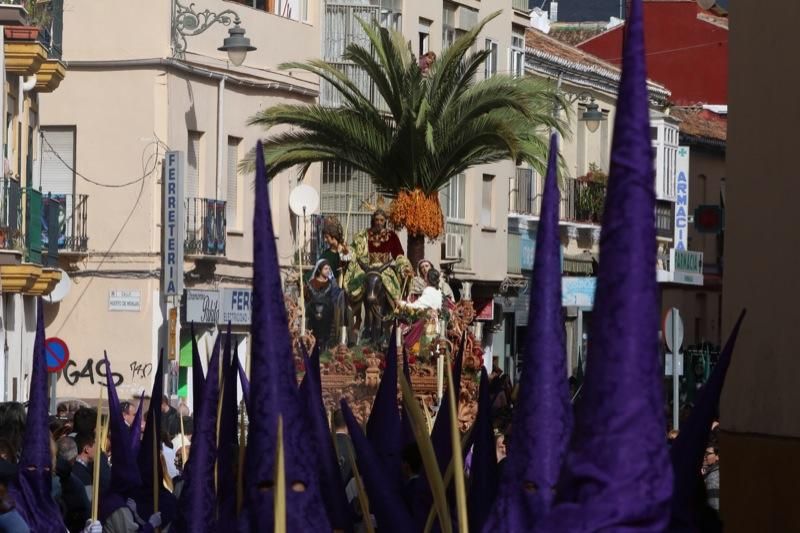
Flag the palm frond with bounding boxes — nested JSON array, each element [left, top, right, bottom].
[[246, 12, 571, 212]]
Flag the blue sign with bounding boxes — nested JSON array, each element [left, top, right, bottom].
[[520, 235, 536, 270], [44, 337, 70, 373], [674, 146, 690, 251], [562, 277, 597, 308], [222, 288, 252, 325], [163, 151, 185, 296], [520, 234, 565, 272]]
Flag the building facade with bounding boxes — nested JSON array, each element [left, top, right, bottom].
[[500, 28, 677, 379], [40, 0, 320, 403], [0, 1, 67, 402], [40, 0, 538, 404], [720, 1, 799, 528]]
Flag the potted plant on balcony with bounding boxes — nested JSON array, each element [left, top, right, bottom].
[[3, 0, 51, 41], [576, 163, 608, 223]]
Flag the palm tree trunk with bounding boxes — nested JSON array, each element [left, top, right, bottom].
[[406, 233, 425, 272]]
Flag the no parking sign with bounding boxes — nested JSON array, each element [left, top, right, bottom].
[[44, 338, 70, 373]]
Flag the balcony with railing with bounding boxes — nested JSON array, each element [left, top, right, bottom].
[[1, 0, 66, 91], [508, 174, 606, 225], [185, 198, 226, 257], [512, 0, 531, 12], [0, 179, 73, 266], [0, 178, 23, 252], [43, 193, 89, 255], [443, 220, 471, 271]]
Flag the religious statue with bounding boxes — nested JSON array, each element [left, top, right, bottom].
[[319, 216, 351, 283], [343, 199, 413, 344], [410, 259, 455, 304], [305, 259, 348, 349]]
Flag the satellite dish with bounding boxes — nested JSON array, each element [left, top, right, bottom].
[[288, 184, 319, 217], [44, 270, 71, 304]]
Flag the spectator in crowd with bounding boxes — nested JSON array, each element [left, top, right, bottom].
[[55, 436, 91, 533], [703, 440, 720, 512], [121, 402, 137, 428], [161, 396, 180, 439]]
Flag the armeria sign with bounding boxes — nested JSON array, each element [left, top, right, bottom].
[[674, 146, 690, 251], [163, 151, 185, 297]]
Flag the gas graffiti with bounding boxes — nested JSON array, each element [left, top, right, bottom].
[[59, 358, 124, 387]]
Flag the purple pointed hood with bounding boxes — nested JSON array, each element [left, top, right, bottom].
[[10, 298, 66, 531], [300, 349, 353, 531], [297, 341, 320, 400], [176, 332, 221, 532], [400, 348, 414, 448], [242, 142, 329, 530], [537, 1, 673, 529], [191, 322, 206, 418], [130, 390, 145, 456], [103, 353, 143, 495], [469, 368, 498, 533], [670, 310, 746, 530], [341, 399, 416, 533], [485, 134, 572, 531], [366, 326, 402, 486], [135, 349, 165, 518], [218, 324, 239, 527], [236, 352, 250, 409]]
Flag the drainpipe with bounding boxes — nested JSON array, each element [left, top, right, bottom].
[[216, 76, 225, 203], [22, 75, 36, 92]]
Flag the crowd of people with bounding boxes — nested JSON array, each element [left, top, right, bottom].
[[0, 394, 197, 532]]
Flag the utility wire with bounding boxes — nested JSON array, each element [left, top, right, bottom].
[[40, 134, 156, 189], [54, 143, 161, 336]]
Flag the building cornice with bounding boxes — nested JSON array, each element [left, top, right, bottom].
[[525, 49, 671, 106], [64, 58, 319, 98]]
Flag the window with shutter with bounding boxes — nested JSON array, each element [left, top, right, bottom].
[[186, 131, 201, 200], [439, 173, 466, 221], [227, 137, 240, 229], [186, 131, 202, 243], [40, 128, 75, 196]]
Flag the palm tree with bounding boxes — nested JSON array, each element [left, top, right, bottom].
[[249, 11, 567, 267]]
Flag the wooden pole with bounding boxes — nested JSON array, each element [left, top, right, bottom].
[[340, 196, 353, 288], [299, 211, 307, 336], [179, 413, 188, 466], [236, 403, 246, 514], [274, 416, 286, 533], [153, 421, 159, 520], [90, 388, 104, 522]]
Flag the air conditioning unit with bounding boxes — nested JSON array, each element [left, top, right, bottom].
[[444, 233, 463, 260]]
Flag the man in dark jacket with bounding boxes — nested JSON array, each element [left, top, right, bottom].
[[55, 436, 91, 532], [161, 396, 180, 439]]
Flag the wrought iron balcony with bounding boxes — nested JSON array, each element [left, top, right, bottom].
[[43, 193, 89, 254], [512, 0, 531, 12], [0, 178, 23, 252], [509, 174, 606, 225], [185, 197, 226, 257]]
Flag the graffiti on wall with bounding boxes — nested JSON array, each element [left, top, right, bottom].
[[59, 358, 154, 387]]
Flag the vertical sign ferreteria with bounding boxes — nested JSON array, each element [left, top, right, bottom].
[[163, 151, 185, 296]]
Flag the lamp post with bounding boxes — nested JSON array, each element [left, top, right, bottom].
[[171, 0, 256, 65]]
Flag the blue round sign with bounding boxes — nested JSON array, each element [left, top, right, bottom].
[[45, 337, 70, 373]]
